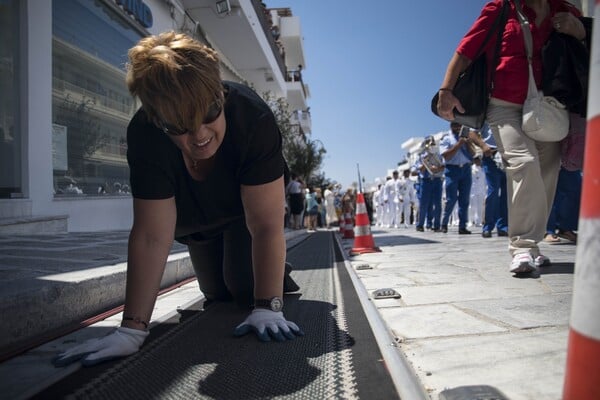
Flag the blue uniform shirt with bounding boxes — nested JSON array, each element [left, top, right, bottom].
[[439, 131, 472, 166]]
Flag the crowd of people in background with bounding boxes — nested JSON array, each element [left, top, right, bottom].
[[284, 0, 586, 277], [288, 117, 581, 257], [285, 174, 351, 232]]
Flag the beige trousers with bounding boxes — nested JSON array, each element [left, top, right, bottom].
[[486, 98, 561, 257]]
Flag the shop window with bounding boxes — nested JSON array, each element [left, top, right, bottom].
[[0, 0, 22, 198], [52, 0, 141, 197]]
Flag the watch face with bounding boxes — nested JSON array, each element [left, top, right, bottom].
[[270, 297, 283, 312]]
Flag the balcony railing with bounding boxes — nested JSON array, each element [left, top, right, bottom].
[[286, 68, 307, 99], [251, 0, 286, 80]]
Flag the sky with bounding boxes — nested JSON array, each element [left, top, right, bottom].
[[265, 0, 490, 189]]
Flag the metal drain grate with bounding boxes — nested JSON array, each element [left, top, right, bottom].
[[372, 288, 401, 299], [439, 385, 509, 400]]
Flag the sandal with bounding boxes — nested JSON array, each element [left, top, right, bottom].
[[557, 230, 577, 243], [543, 233, 561, 244]]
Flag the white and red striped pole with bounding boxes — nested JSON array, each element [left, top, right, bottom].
[[562, 3, 600, 398]]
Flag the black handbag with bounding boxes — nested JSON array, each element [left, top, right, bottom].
[[431, 0, 508, 129], [542, 26, 591, 117]]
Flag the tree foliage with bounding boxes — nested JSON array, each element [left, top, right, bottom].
[[261, 91, 327, 184]]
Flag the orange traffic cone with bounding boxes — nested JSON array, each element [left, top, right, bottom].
[[563, 29, 600, 399], [343, 212, 354, 239], [350, 193, 381, 255], [338, 213, 345, 234]]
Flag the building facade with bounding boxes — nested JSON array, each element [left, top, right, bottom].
[[0, 0, 309, 232]]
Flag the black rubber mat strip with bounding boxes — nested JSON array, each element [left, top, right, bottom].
[[333, 234, 429, 400], [36, 231, 401, 399]]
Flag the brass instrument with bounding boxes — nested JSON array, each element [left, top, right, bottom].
[[420, 137, 444, 175]]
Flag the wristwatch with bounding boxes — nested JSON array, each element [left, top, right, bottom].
[[254, 296, 284, 312]]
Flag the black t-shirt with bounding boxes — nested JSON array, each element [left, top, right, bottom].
[[127, 81, 285, 240]]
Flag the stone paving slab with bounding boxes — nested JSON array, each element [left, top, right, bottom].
[[342, 225, 576, 399], [397, 280, 550, 306], [454, 293, 572, 329], [403, 327, 568, 400], [380, 304, 508, 340]]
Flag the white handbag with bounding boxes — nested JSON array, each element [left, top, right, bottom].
[[516, 0, 569, 142], [521, 65, 569, 141]]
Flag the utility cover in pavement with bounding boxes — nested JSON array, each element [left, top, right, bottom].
[[355, 263, 372, 270], [439, 385, 509, 400], [372, 288, 401, 299]]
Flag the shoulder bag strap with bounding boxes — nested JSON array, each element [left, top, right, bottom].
[[513, 0, 538, 96], [488, 0, 510, 94], [513, 0, 533, 60], [472, 1, 508, 58]]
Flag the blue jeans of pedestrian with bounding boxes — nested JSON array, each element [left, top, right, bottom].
[[442, 164, 472, 229], [546, 167, 582, 233], [482, 156, 508, 233], [417, 177, 442, 229]]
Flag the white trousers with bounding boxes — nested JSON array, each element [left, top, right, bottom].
[[469, 192, 485, 225]]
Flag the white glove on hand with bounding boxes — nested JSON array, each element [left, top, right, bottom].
[[233, 309, 304, 342], [53, 327, 149, 367]]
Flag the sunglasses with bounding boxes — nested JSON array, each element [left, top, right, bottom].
[[159, 100, 223, 136]]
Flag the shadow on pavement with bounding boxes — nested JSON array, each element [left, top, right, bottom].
[[539, 262, 575, 275], [371, 234, 440, 247], [37, 297, 357, 400]]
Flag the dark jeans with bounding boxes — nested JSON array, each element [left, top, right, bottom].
[[546, 167, 582, 233], [442, 164, 472, 229], [186, 218, 254, 307], [482, 156, 508, 233]]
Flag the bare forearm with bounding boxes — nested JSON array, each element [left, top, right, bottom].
[[251, 227, 286, 299], [122, 229, 173, 329], [438, 53, 472, 119], [468, 131, 492, 156], [441, 52, 471, 90], [240, 177, 287, 301]]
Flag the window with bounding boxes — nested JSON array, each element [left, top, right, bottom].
[[52, 0, 142, 197], [0, 0, 22, 198]]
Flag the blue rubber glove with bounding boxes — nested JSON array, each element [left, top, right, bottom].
[[52, 327, 149, 367], [233, 309, 304, 342]]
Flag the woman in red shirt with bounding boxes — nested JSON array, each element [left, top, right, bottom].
[[436, 0, 585, 274]]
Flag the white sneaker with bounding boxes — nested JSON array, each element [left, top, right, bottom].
[[510, 253, 537, 273], [534, 255, 551, 268]]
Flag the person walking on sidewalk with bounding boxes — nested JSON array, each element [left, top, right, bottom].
[[436, 0, 585, 272], [323, 184, 338, 229], [383, 171, 400, 228], [304, 187, 319, 232], [286, 173, 304, 230], [373, 182, 384, 227], [545, 166, 581, 243], [439, 122, 474, 234], [469, 156, 486, 227], [53, 31, 303, 368], [470, 123, 509, 238], [412, 136, 444, 232], [398, 169, 415, 228]]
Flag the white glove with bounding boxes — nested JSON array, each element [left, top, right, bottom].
[[53, 327, 149, 367], [233, 309, 304, 342]]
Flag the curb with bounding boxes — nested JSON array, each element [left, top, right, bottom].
[[0, 230, 310, 360]]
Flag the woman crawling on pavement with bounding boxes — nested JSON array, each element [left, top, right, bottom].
[[53, 31, 303, 367]]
